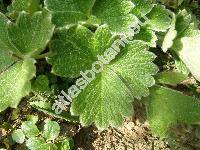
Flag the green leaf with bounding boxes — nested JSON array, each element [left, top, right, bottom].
[[172, 21, 200, 81], [48, 25, 157, 128], [44, 0, 95, 27], [161, 27, 177, 52], [0, 13, 17, 52], [0, 59, 36, 112], [0, 0, 6, 12], [148, 86, 200, 137], [47, 143, 58, 150], [146, 5, 173, 32], [12, 129, 25, 144], [176, 35, 200, 81], [174, 55, 189, 75], [47, 25, 114, 77], [43, 120, 60, 141], [21, 121, 40, 138], [45, 0, 137, 34], [32, 75, 50, 93], [31, 103, 79, 123], [26, 137, 49, 150], [59, 138, 74, 150], [92, 0, 137, 34], [160, 11, 176, 52], [8, 0, 41, 19], [131, 0, 154, 18], [134, 27, 157, 47], [0, 49, 17, 73], [155, 71, 187, 86], [30, 101, 52, 110], [27, 115, 39, 124], [162, 9, 200, 82], [8, 11, 54, 56], [175, 9, 192, 34]]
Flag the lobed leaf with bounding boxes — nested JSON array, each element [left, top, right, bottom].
[[48, 25, 158, 128], [45, 0, 137, 34]]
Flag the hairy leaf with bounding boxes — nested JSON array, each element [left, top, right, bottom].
[[134, 27, 157, 47], [8, 0, 41, 19], [0, 59, 36, 112], [92, 0, 137, 34], [171, 11, 200, 81], [0, 49, 17, 73], [44, 0, 95, 26], [8, 11, 54, 56], [45, 0, 137, 34], [0, 13, 17, 52], [131, 0, 154, 17], [146, 5, 173, 32], [148, 86, 200, 137], [50, 25, 158, 128], [155, 71, 187, 86]]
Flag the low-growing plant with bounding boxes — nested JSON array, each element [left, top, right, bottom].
[[11, 116, 74, 150], [0, 0, 200, 149]]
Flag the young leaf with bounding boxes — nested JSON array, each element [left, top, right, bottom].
[[0, 59, 36, 112], [161, 27, 177, 52], [21, 121, 40, 138], [59, 138, 74, 150], [12, 129, 25, 144], [26, 137, 49, 150], [175, 9, 192, 34], [161, 12, 177, 52], [43, 120, 60, 141], [148, 86, 200, 137]]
